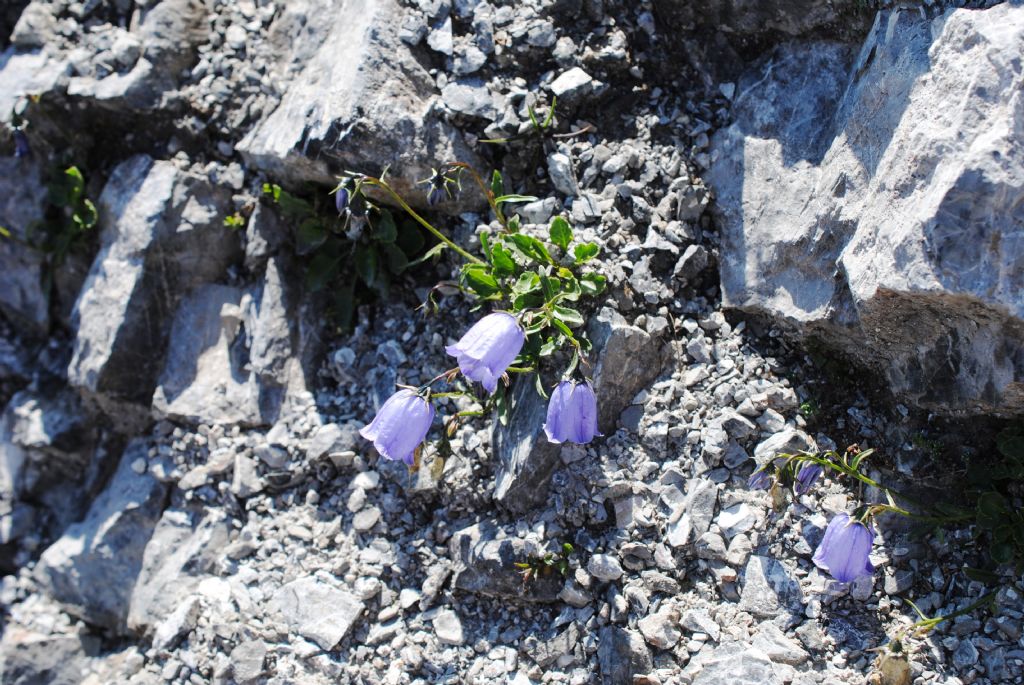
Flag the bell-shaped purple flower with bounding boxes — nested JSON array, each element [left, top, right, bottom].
[[748, 468, 771, 490], [445, 312, 525, 394], [795, 463, 824, 495], [359, 389, 434, 465], [812, 513, 875, 583], [544, 380, 602, 444], [335, 186, 350, 214]]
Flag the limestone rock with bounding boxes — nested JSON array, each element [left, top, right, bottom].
[[237, 0, 482, 210], [67, 155, 240, 418], [0, 627, 97, 685], [35, 440, 169, 634], [449, 522, 562, 602], [709, 5, 1024, 416], [738, 555, 804, 619], [269, 576, 365, 650], [127, 507, 231, 635], [588, 307, 664, 434], [597, 626, 652, 685], [692, 642, 781, 685], [492, 378, 561, 514]]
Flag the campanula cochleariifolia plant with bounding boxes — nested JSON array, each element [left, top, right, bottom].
[[342, 161, 608, 476]]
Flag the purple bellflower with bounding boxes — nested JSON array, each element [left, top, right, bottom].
[[812, 513, 875, 583], [748, 468, 771, 490], [359, 389, 434, 465], [544, 380, 602, 444], [795, 463, 824, 495], [335, 186, 350, 214], [446, 312, 525, 394]]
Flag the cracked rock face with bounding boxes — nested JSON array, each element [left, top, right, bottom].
[[237, 0, 483, 210], [709, 4, 1024, 416]]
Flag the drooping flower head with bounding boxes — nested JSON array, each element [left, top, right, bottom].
[[794, 463, 824, 495], [445, 312, 525, 394], [544, 380, 602, 444], [359, 389, 434, 465], [335, 186, 350, 214], [747, 468, 772, 490], [812, 513, 875, 583]]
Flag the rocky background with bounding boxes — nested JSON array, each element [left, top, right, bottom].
[[1, 1, 1022, 684]]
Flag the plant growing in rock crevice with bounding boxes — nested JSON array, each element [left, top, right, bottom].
[[347, 161, 610, 478]]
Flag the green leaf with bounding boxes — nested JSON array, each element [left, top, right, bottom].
[[334, 280, 355, 330], [0, 226, 10, 239], [462, 264, 500, 297], [507, 214, 521, 233], [262, 182, 281, 202], [534, 372, 549, 399], [539, 337, 557, 357], [552, 305, 584, 328], [479, 231, 492, 261], [550, 317, 578, 344], [574, 242, 600, 264], [354, 244, 379, 286], [508, 233, 554, 265], [494, 194, 538, 205], [381, 242, 408, 274], [512, 272, 541, 295], [490, 243, 515, 278], [542, 96, 557, 128], [372, 209, 397, 242], [491, 170, 504, 198], [275, 187, 314, 221], [558, 272, 581, 302], [396, 220, 426, 256], [549, 216, 572, 251], [408, 242, 447, 266], [305, 251, 341, 292], [296, 218, 328, 255], [962, 566, 1002, 585], [74, 198, 98, 231]]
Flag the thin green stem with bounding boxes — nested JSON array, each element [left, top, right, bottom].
[[448, 162, 507, 230], [506, 366, 535, 374], [361, 177, 483, 265]]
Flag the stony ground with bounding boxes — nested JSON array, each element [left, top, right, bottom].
[[1, 1, 1022, 684]]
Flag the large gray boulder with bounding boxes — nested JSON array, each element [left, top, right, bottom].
[[709, 5, 1024, 416], [35, 440, 169, 634], [66, 155, 240, 419], [237, 0, 482, 208]]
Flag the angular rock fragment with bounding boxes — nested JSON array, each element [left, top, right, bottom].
[[492, 378, 561, 514], [238, 0, 481, 209], [449, 522, 562, 602], [35, 440, 169, 633], [269, 576, 364, 650], [127, 506, 231, 635], [597, 626, 652, 685]]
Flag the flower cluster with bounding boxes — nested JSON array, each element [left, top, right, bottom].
[[360, 312, 601, 467]]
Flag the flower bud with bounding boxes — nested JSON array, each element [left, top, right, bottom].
[[335, 187, 350, 214], [794, 463, 823, 495]]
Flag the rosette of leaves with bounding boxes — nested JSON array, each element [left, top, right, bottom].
[[38, 166, 98, 264], [262, 183, 426, 329]]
